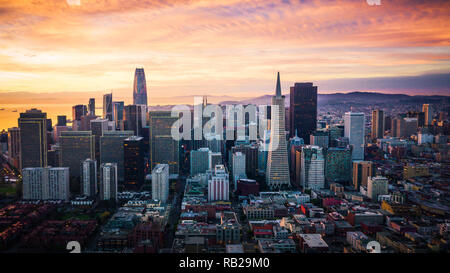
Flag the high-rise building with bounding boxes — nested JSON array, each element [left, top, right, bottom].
[[208, 165, 229, 201], [133, 68, 148, 106], [149, 111, 179, 174], [100, 131, 134, 183], [325, 147, 352, 185], [152, 164, 169, 203], [124, 136, 145, 190], [301, 145, 325, 190], [422, 104, 432, 126], [232, 152, 246, 189], [18, 109, 47, 169], [124, 105, 143, 136], [352, 161, 374, 190], [103, 93, 113, 121], [57, 115, 67, 126], [88, 98, 95, 116], [231, 144, 258, 179], [209, 152, 222, 170], [59, 131, 95, 181], [344, 112, 365, 161], [289, 82, 317, 143], [81, 159, 97, 197], [22, 167, 70, 201], [91, 118, 109, 163], [310, 130, 329, 148], [100, 163, 118, 201], [371, 110, 385, 139], [7, 127, 21, 170], [72, 105, 87, 122], [266, 72, 290, 189], [113, 101, 125, 130], [190, 148, 210, 176], [367, 176, 388, 201]]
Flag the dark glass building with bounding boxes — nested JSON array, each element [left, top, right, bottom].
[[103, 93, 113, 121], [100, 131, 134, 183], [18, 109, 48, 169], [124, 136, 145, 190], [72, 104, 87, 121], [289, 83, 318, 144], [133, 68, 148, 106], [124, 104, 144, 136]]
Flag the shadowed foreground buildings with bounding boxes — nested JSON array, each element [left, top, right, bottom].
[[18, 109, 48, 169], [124, 136, 145, 191]]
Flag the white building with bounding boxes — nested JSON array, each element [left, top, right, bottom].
[[81, 158, 97, 197], [418, 133, 434, 144], [152, 164, 169, 203], [344, 112, 365, 161], [232, 152, 246, 188], [100, 163, 118, 201], [208, 165, 229, 201], [301, 146, 325, 190], [367, 176, 389, 201], [22, 167, 70, 201]]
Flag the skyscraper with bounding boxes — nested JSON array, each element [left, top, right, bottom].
[[149, 111, 179, 174], [266, 72, 290, 189], [325, 147, 352, 185], [208, 165, 229, 201], [422, 104, 432, 126], [100, 163, 118, 202], [352, 161, 374, 190], [367, 176, 388, 201], [59, 131, 95, 182], [371, 110, 385, 139], [113, 101, 125, 130], [72, 104, 87, 122], [231, 144, 258, 179], [124, 104, 143, 136], [344, 112, 365, 161], [7, 127, 21, 170], [232, 152, 246, 189], [301, 145, 325, 190], [190, 148, 210, 176], [100, 131, 134, 183], [133, 68, 148, 106], [152, 164, 169, 203], [124, 136, 145, 190], [57, 115, 67, 126], [81, 159, 97, 197], [18, 109, 47, 169], [103, 93, 113, 121], [88, 98, 95, 116], [289, 82, 318, 143]]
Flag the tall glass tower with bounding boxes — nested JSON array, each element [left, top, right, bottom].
[[133, 68, 148, 106], [266, 72, 290, 189]]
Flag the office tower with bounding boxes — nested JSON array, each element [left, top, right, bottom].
[[190, 148, 210, 176], [100, 131, 134, 183], [149, 111, 179, 174], [91, 118, 109, 162], [47, 147, 59, 168], [113, 101, 125, 130], [310, 130, 329, 148], [133, 68, 148, 106], [124, 105, 143, 136], [103, 93, 113, 121], [124, 136, 145, 190], [81, 159, 97, 197], [353, 161, 374, 190], [301, 145, 325, 190], [371, 110, 385, 139], [22, 167, 70, 201], [231, 144, 258, 179], [88, 98, 95, 116], [209, 152, 222, 170], [266, 72, 290, 189], [384, 116, 392, 131], [59, 131, 95, 181], [79, 114, 97, 131], [208, 165, 230, 201], [406, 111, 425, 127], [100, 163, 118, 202], [344, 112, 365, 161], [7, 127, 21, 170], [57, 115, 67, 126], [72, 105, 87, 121], [289, 82, 318, 142], [152, 164, 169, 203], [18, 109, 47, 169], [232, 152, 246, 188], [422, 104, 432, 126], [367, 176, 388, 201], [257, 130, 270, 175], [399, 118, 418, 138], [325, 147, 352, 185]]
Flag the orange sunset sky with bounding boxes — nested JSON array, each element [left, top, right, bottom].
[[0, 0, 449, 129]]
